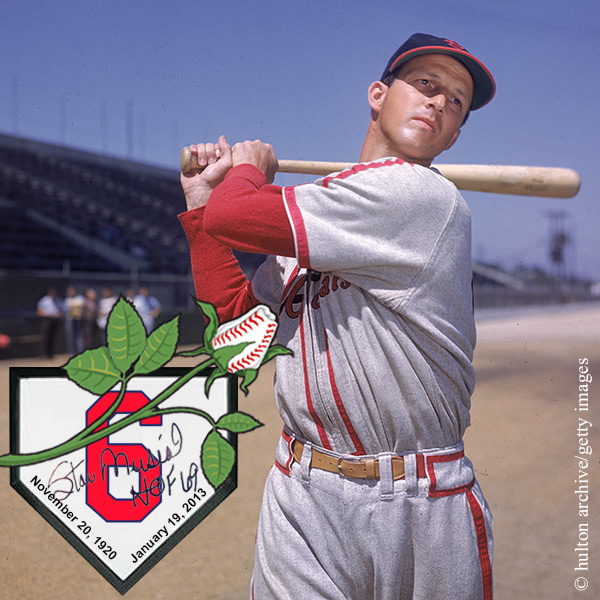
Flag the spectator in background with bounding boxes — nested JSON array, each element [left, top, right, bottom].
[[62, 285, 85, 355], [133, 286, 162, 333], [125, 288, 136, 303], [37, 288, 62, 359], [96, 287, 118, 344], [82, 287, 98, 349]]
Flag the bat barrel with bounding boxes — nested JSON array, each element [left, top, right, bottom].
[[433, 164, 581, 199]]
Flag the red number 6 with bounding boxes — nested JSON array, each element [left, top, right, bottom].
[[86, 391, 162, 522]]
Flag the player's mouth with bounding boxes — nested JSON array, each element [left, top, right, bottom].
[[413, 117, 438, 133]]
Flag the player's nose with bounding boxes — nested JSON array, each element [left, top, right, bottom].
[[427, 92, 446, 111]]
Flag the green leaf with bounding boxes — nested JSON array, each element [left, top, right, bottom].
[[212, 341, 251, 372], [106, 297, 147, 373], [204, 367, 226, 396], [194, 299, 219, 350], [261, 344, 294, 364], [216, 411, 263, 433], [133, 316, 180, 375], [239, 369, 258, 395], [201, 430, 235, 489], [63, 347, 121, 394]]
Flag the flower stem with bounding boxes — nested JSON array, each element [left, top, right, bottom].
[[0, 358, 216, 467], [151, 407, 216, 428]]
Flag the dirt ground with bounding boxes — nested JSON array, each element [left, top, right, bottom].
[[0, 303, 598, 599]]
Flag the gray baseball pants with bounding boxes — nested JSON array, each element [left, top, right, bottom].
[[250, 434, 493, 599]]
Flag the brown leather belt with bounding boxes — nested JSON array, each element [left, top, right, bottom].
[[292, 441, 426, 481]]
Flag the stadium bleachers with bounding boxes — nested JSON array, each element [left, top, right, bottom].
[[0, 204, 123, 272], [0, 135, 193, 274]]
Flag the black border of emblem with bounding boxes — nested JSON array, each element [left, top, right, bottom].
[[9, 366, 238, 595]]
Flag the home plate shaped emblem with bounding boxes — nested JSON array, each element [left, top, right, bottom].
[[8, 367, 239, 593], [2, 299, 288, 593]]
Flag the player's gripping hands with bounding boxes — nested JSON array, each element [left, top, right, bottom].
[[231, 139, 278, 184], [180, 135, 233, 210], [181, 135, 278, 211]]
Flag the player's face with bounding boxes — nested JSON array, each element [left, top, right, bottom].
[[368, 54, 473, 166]]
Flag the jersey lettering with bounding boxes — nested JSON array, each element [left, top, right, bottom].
[[282, 271, 350, 314], [282, 275, 307, 319]]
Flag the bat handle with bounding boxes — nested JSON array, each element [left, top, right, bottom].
[[180, 146, 202, 174], [180, 145, 349, 177]]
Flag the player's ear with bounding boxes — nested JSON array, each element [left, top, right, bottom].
[[367, 81, 388, 116]]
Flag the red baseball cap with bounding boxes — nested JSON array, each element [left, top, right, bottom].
[[381, 33, 496, 110]]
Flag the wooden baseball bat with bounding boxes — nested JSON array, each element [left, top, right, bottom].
[[180, 147, 580, 198]]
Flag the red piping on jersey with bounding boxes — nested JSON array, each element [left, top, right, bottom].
[[323, 328, 366, 455], [426, 451, 475, 498], [299, 310, 331, 450], [466, 489, 494, 600], [283, 186, 311, 269], [416, 453, 427, 478], [274, 460, 290, 476], [274, 429, 297, 476], [273, 429, 295, 476], [280, 266, 301, 304], [321, 158, 408, 188]]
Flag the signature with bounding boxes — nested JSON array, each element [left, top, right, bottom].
[[47, 459, 94, 501], [47, 422, 183, 500], [129, 458, 200, 507], [100, 422, 183, 481]]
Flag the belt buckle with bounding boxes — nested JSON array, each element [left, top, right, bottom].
[[336, 456, 376, 479]]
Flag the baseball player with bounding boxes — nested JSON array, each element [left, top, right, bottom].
[[179, 33, 495, 599]]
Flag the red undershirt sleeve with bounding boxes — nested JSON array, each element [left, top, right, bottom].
[[178, 207, 257, 322], [203, 163, 295, 257], [178, 163, 295, 322]]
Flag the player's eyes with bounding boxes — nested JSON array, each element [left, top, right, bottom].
[[415, 78, 463, 109]]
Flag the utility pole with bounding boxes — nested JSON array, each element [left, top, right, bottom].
[[125, 99, 134, 159], [546, 211, 574, 297], [12, 75, 19, 134]]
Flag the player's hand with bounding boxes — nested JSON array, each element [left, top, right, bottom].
[[180, 135, 233, 210], [232, 139, 278, 184]]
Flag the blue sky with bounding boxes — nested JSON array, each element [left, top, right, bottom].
[[2, 0, 599, 280]]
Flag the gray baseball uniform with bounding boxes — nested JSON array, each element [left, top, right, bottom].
[[180, 158, 493, 599], [251, 158, 476, 454]]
